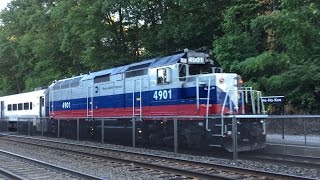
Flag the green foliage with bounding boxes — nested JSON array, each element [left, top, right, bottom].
[[0, 0, 319, 113], [213, 0, 265, 71], [214, 0, 320, 113], [0, 0, 231, 93]]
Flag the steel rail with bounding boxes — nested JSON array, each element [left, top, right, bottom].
[[240, 152, 320, 170], [0, 134, 315, 180], [0, 167, 24, 180], [0, 149, 103, 180]]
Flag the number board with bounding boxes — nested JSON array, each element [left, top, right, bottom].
[[153, 89, 172, 101]]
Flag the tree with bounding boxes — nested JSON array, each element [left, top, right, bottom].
[[213, 0, 320, 113]]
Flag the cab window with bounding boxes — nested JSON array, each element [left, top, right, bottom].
[[157, 68, 167, 84], [189, 64, 212, 75], [179, 64, 186, 81]]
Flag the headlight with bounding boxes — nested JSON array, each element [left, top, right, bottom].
[[227, 131, 232, 136]]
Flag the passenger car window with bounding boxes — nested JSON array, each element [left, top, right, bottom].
[[24, 103, 29, 110], [18, 103, 22, 110], [13, 104, 17, 111]]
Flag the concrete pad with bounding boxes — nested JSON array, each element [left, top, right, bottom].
[[303, 147, 320, 157], [262, 144, 287, 154], [264, 143, 320, 157], [286, 145, 306, 156]]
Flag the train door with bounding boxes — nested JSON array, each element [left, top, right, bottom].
[[87, 86, 93, 117], [0, 101, 4, 118], [38, 96, 48, 132], [39, 96, 45, 117], [133, 79, 142, 116]]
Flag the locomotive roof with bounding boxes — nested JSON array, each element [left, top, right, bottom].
[[51, 51, 213, 89], [81, 52, 186, 80]]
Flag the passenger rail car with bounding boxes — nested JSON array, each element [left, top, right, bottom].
[[0, 49, 267, 151], [0, 89, 46, 130]]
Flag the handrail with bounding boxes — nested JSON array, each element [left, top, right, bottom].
[[257, 91, 261, 114], [132, 80, 135, 117], [133, 78, 142, 117], [241, 91, 245, 114], [221, 90, 230, 116], [251, 90, 256, 114], [221, 88, 267, 116], [220, 90, 232, 136], [196, 78, 199, 110], [87, 87, 93, 117], [140, 78, 142, 117], [205, 77, 211, 131]]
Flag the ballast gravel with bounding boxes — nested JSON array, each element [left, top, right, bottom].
[[0, 134, 319, 179]]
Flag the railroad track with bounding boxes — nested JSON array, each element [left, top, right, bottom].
[[0, 134, 316, 180], [0, 149, 102, 180], [240, 152, 320, 170]]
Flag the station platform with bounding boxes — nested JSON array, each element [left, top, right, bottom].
[[262, 134, 320, 157], [0, 131, 18, 135]]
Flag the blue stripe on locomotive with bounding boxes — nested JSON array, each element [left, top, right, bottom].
[[50, 86, 235, 111]]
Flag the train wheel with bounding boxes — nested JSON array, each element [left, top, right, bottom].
[[179, 136, 188, 149], [148, 132, 163, 146]]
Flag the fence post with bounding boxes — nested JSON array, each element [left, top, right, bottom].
[[58, 118, 60, 138], [282, 118, 285, 140], [304, 118, 307, 146], [174, 117, 178, 153], [17, 118, 19, 134], [232, 116, 238, 161], [28, 119, 30, 136], [77, 118, 80, 141], [41, 118, 44, 137], [132, 117, 136, 148], [101, 118, 105, 144]]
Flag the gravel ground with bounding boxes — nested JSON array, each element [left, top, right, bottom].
[[0, 139, 161, 180], [1, 134, 320, 179]]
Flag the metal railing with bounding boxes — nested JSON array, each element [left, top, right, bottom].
[[0, 115, 269, 161], [266, 115, 320, 147], [0, 118, 8, 132], [2, 115, 320, 161], [221, 87, 266, 116]]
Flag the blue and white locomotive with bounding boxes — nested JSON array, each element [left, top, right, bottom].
[[0, 49, 267, 151]]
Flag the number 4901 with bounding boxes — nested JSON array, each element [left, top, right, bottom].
[[153, 89, 172, 100]]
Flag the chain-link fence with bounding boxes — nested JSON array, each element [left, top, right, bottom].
[[266, 115, 320, 147], [3, 115, 320, 161], [8, 116, 206, 152], [6, 116, 269, 160], [0, 118, 8, 132]]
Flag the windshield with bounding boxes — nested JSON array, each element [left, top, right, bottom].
[[189, 64, 213, 75]]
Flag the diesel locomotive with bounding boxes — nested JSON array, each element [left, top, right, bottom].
[[0, 49, 267, 151]]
